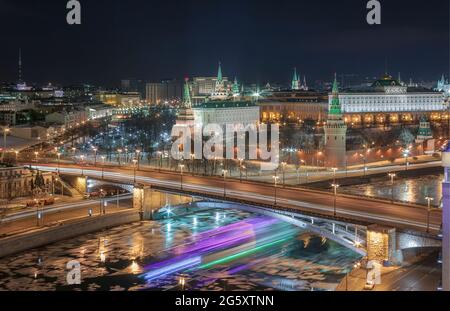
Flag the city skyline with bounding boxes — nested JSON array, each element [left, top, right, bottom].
[[0, 0, 448, 86]]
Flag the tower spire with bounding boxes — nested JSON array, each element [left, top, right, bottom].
[[217, 61, 223, 83], [18, 48, 22, 83], [330, 73, 342, 116], [182, 77, 192, 109], [292, 67, 300, 90]]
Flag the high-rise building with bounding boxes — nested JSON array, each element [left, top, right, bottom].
[[324, 75, 347, 168], [146, 83, 164, 105], [145, 80, 182, 105], [121, 79, 146, 98]]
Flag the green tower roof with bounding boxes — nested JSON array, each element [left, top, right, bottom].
[[183, 78, 192, 109], [217, 62, 223, 83], [329, 74, 342, 115]]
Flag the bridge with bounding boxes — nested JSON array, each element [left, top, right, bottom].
[[80, 174, 442, 264], [34, 163, 442, 265], [34, 163, 442, 232]]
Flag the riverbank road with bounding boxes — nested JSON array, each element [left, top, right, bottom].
[[0, 196, 133, 237], [336, 248, 441, 291]]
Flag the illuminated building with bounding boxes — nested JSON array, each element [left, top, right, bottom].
[[0, 167, 53, 200], [97, 91, 141, 107], [259, 91, 328, 123], [324, 75, 347, 168], [145, 80, 182, 105], [435, 74, 450, 98], [191, 63, 259, 126], [210, 62, 230, 101], [193, 101, 259, 126], [335, 74, 445, 126]]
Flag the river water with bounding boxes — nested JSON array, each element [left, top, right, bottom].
[[0, 205, 361, 291], [340, 174, 443, 207]]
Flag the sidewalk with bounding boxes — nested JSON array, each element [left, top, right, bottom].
[[336, 248, 441, 291]]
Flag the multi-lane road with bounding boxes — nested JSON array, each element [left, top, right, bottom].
[[33, 163, 442, 233], [0, 195, 133, 236]]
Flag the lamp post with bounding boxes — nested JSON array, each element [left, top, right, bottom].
[[238, 158, 244, 182], [34, 151, 39, 163], [300, 159, 307, 183], [425, 196, 434, 233], [222, 169, 228, 198], [179, 164, 185, 191], [55, 177, 61, 195], [136, 150, 141, 170], [359, 154, 367, 177], [160, 151, 164, 170], [101, 156, 106, 179], [332, 167, 338, 184], [57, 153, 61, 174], [80, 155, 85, 176], [331, 183, 340, 217], [93, 147, 98, 166], [388, 173, 396, 202], [15, 150, 19, 163], [133, 159, 138, 183], [117, 149, 123, 167], [2, 127, 10, 163], [273, 175, 280, 206], [281, 162, 287, 187], [403, 149, 410, 171]]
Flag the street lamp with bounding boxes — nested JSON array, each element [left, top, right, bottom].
[[403, 149, 410, 171], [238, 159, 243, 182], [179, 164, 185, 190], [222, 169, 228, 198], [117, 149, 123, 166], [359, 154, 367, 177], [34, 151, 39, 163], [388, 173, 396, 202], [136, 150, 141, 170], [332, 167, 338, 184], [133, 159, 138, 183], [281, 162, 287, 187], [93, 147, 98, 166], [425, 196, 434, 233], [157, 151, 163, 170], [331, 183, 340, 217], [57, 152, 61, 173], [125, 148, 129, 163], [300, 159, 307, 183], [273, 175, 280, 206], [101, 156, 106, 179], [80, 155, 85, 176], [2, 127, 10, 162]]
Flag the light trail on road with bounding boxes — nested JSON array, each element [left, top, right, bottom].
[[32, 165, 442, 232]]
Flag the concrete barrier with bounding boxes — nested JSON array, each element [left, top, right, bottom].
[[0, 209, 141, 259]]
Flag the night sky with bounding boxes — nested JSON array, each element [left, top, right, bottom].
[[0, 0, 448, 86]]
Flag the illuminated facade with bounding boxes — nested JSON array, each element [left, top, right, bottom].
[[324, 76, 347, 168], [97, 92, 141, 107], [259, 91, 328, 124], [193, 101, 259, 126], [336, 75, 445, 126]]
